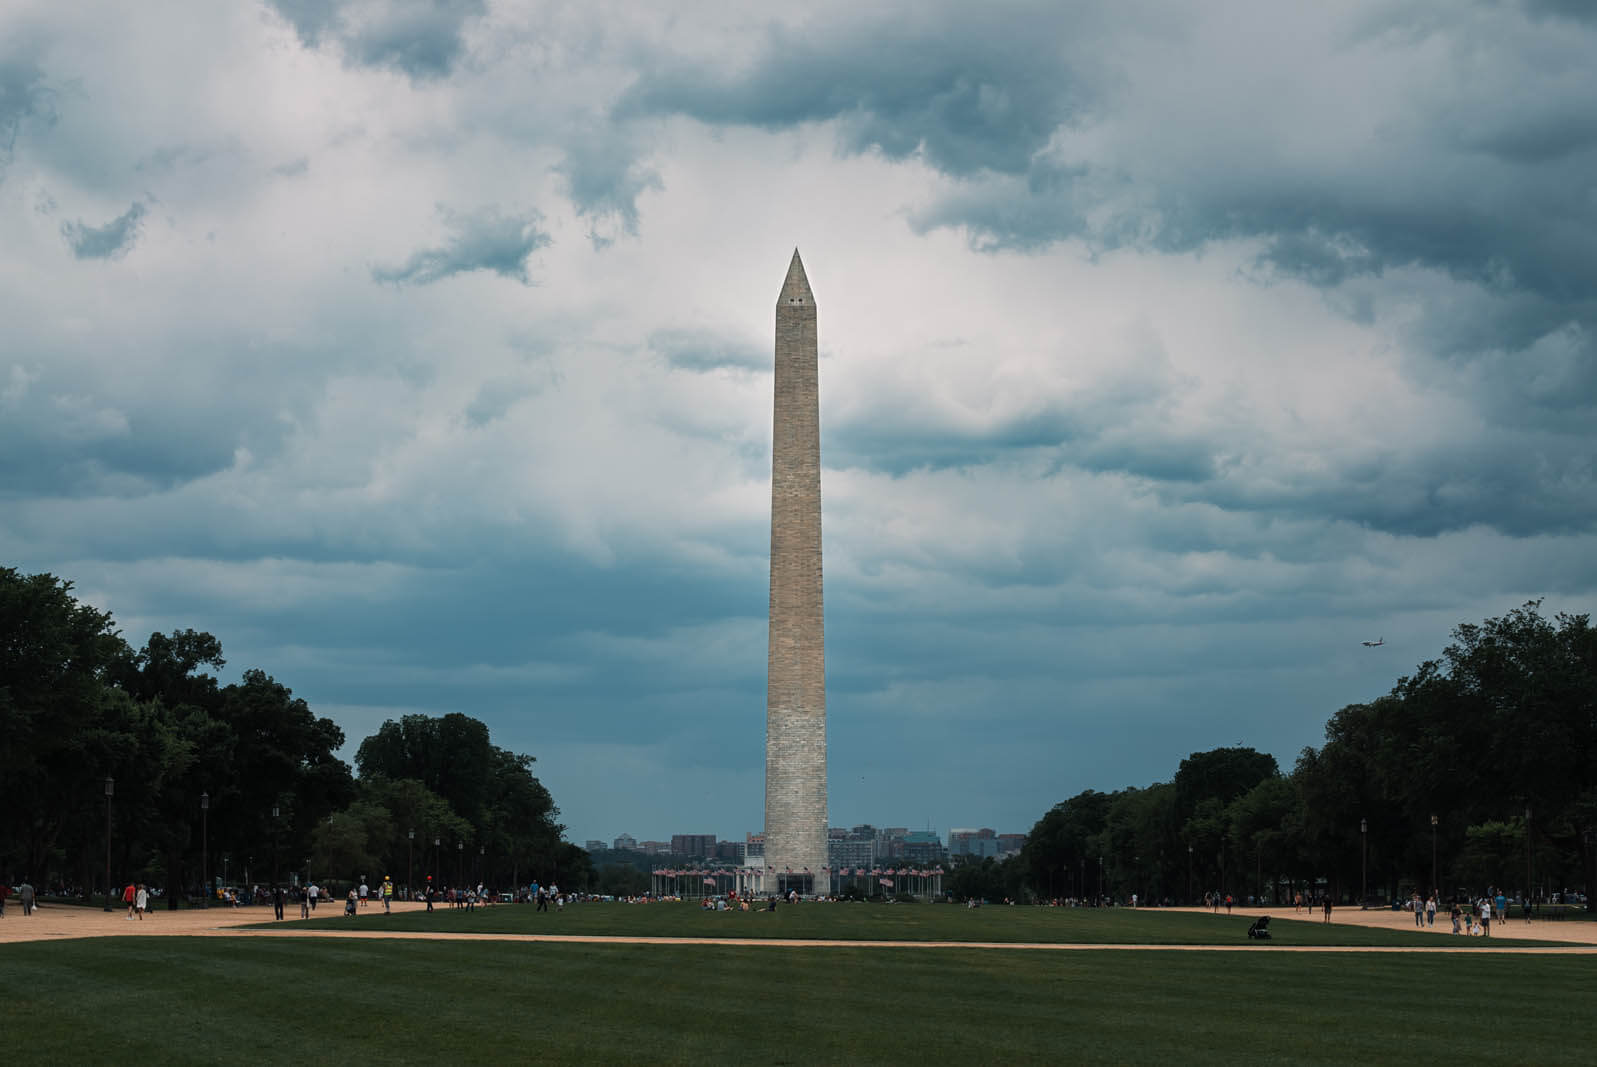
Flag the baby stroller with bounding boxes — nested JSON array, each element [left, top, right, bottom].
[[1247, 915, 1272, 939]]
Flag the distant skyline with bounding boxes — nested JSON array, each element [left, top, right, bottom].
[[4, 2, 1595, 844]]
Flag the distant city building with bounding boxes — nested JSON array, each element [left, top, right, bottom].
[[949, 828, 998, 856], [829, 836, 875, 870], [901, 830, 945, 864], [671, 834, 717, 858], [613, 833, 638, 851], [877, 827, 910, 859], [638, 840, 671, 855], [745, 832, 765, 860], [583, 839, 605, 853], [716, 840, 746, 862], [997, 833, 1027, 855]]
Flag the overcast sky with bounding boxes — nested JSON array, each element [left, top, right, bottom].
[[4, 0, 1594, 845]]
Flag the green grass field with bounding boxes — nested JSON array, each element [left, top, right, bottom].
[[257, 899, 1573, 947], [2, 936, 1592, 1064]]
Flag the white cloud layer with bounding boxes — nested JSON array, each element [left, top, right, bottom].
[[3, 0, 1594, 843]]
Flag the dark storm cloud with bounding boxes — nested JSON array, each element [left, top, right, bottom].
[[556, 129, 661, 245], [618, 6, 1596, 320], [371, 205, 550, 286], [616, 6, 1098, 179], [268, 0, 485, 80], [59, 200, 146, 259], [1523, 0, 1597, 23], [0, 56, 54, 178], [1166, 438, 1597, 539]]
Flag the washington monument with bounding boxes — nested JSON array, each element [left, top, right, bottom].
[[764, 249, 828, 892]]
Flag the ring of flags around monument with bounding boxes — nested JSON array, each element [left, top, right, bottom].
[[648, 865, 947, 899]]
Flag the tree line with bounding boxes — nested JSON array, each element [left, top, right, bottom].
[[0, 567, 584, 902], [1012, 602, 1597, 908]]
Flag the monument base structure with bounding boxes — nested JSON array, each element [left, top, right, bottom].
[[763, 249, 829, 896]]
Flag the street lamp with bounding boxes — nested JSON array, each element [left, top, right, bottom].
[[407, 829, 414, 900], [1360, 818, 1368, 907], [434, 836, 440, 885], [103, 776, 115, 911], [479, 844, 485, 886], [1097, 854, 1103, 903], [271, 804, 280, 888], [1187, 843, 1193, 905], [201, 792, 210, 909], [1525, 806, 1533, 906], [457, 841, 464, 887], [1437, 817, 1450, 900], [1584, 827, 1596, 914]]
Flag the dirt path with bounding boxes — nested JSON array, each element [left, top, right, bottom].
[[3, 900, 1592, 954]]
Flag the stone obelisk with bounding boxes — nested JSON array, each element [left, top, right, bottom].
[[764, 249, 828, 894]]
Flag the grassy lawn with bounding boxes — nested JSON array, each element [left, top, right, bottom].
[[1, 936, 1592, 1064], [253, 899, 1572, 947]]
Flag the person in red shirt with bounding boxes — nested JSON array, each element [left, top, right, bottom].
[[123, 881, 137, 920]]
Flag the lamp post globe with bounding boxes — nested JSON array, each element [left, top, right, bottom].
[[1429, 813, 1438, 899], [103, 776, 115, 911], [1360, 818, 1368, 907]]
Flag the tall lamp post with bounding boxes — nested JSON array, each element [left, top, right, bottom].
[[1525, 806, 1533, 905], [1186, 843, 1193, 904], [1360, 818, 1368, 907], [457, 841, 464, 887], [1097, 854, 1103, 903], [201, 792, 210, 908], [407, 829, 414, 901], [433, 836, 440, 885], [1585, 827, 1596, 913], [271, 804, 280, 888], [103, 776, 115, 911], [479, 845, 485, 887], [1429, 813, 1438, 899]]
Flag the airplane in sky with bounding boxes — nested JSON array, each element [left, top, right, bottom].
[[1362, 637, 1385, 647]]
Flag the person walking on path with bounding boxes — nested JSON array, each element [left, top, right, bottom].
[[123, 881, 137, 919], [134, 883, 148, 920], [1322, 897, 1332, 924], [359, 879, 369, 908], [1426, 896, 1437, 926], [1450, 901, 1462, 934], [273, 885, 285, 921], [18, 880, 35, 916], [307, 882, 319, 911], [1480, 897, 1492, 936], [425, 881, 434, 913], [381, 877, 393, 913], [299, 887, 309, 918], [0, 880, 9, 917]]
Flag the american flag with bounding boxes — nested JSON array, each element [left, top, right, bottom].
[[702, 877, 715, 886], [879, 878, 893, 888]]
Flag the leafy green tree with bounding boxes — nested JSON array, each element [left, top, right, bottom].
[[0, 568, 133, 882]]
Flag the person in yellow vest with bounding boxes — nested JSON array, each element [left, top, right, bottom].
[[381, 877, 393, 913]]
